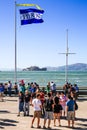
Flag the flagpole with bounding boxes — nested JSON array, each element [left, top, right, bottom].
[[15, 1, 17, 83]]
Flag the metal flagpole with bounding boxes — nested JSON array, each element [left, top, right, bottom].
[[59, 29, 76, 83], [14, 1, 17, 83]]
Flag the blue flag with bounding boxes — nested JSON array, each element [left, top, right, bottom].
[[19, 8, 44, 25]]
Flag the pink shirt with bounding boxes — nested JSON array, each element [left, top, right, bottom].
[[60, 95, 67, 106]]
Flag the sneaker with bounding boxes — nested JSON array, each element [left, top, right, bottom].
[[37, 126, 41, 128], [17, 114, 20, 116], [48, 127, 51, 129], [43, 126, 46, 129], [72, 126, 74, 128], [31, 125, 34, 128]]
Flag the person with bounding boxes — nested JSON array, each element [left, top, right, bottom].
[[50, 82, 56, 96], [60, 91, 67, 117], [66, 95, 75, 128], [30, 82, 36, 98], [40, 90, 45, 116], [70, 91, 78, 118], [31, 93, 42, 128], [26, 82, 31, 92], [43, 93, 54, 129], [18, 81, 25, 94], [4, 83, 8, 96], [74, 84, 79, 100], [24, 90, 32, 116], [55, 92, 60, 99], [46, 82, 50, 94], [17, 91, 24, 116], [8, 81, 12, 96], [63, 83, 69, 96], [0, 83, 4, 101], [53, 96, 62, 126], [14, 82, 18, 95]]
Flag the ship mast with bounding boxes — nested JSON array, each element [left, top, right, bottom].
[[59, 29, 76, 83]]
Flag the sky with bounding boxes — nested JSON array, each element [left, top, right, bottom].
[[0, 0, 87, 70]]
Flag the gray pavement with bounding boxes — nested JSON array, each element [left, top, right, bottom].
[[0, 96, 87, 130]]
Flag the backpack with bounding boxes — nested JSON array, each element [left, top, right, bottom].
[[75, 101, 78, 110], [45, 99, 53, 111]]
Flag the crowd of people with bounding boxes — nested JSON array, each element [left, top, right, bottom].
[[17, 80, 79, 128], [0, 81, 13, 101], [0, 80, 79, 129], [30, 92, 77, 129], [30, 89, 78, 128]]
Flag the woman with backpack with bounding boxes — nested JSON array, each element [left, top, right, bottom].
[[53, 96, 62, 126]]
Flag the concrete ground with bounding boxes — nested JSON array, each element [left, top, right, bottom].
[[0, 96, 87, 130]]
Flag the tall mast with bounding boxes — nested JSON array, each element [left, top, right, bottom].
[[59, 29, 76, 83], [65, 29, 68, 83]]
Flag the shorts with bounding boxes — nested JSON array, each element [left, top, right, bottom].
[[44, 111, 53, 120], [67, 111, 75, 120], [19, 102, 24, 112], [62, 105, 66, 111], [34, 111, 41, 118], [0, 92, 4, 96]]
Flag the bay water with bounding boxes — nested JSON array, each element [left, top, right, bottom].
[[0, 71, 87, 87]]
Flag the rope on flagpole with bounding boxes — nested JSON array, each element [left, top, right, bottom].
[[16, 4, 42, 10]]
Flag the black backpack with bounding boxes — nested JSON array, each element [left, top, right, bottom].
[[45, 99, 53, 111], [75, 101, 78, 110]]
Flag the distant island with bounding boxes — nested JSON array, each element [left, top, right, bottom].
[[23, 66, 47, 71], [21, 63, 87, 71]]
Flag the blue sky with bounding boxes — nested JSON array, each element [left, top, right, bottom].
[[0, 0, 87, 70]]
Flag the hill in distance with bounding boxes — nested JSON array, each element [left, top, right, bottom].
[[47, 63, 87, 71], [1, 63, 87, 71]]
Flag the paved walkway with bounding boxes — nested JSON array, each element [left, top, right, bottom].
[[0, 96, 87, 130]]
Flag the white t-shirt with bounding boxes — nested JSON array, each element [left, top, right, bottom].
[[32, 98, 41, 111]]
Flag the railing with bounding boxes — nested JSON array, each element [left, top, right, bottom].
[[56, 87, 87, 96], [4, 87, 87, 96]]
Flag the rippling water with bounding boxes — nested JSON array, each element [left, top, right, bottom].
[[0, 71, 87, 87]]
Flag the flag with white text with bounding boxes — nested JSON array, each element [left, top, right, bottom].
[[20, 8, 44, 25]]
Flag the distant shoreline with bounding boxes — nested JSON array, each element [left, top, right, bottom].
[[1, 63, 87, 71]]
